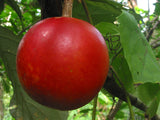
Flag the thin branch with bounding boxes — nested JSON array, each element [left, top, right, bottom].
[[110, 48, 123, 65], [146, 19, 160, 41], [108, 97, 116, 117], [150, 37, 160, 49], [107, 99, 122, 120], [150, 16, 158, 24], [152, 42, 160, 49], [18, 20, 40, 36], [103, 67, 147, 111], [81, 0, 93, 25], [128, 0, 136, 12], [150, 37, 160, 46], [110, 66, 135, 120], [145, 16, 158, 40], [103, 67, 160, 119]]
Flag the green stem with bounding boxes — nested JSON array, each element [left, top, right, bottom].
[[111, 67, 135, 120], [126, 95, 135, 120], [81, 0, 93, 24], [92, 94, 98, 120]]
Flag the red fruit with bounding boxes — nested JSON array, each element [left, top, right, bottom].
[[16, 17, 109, 110]]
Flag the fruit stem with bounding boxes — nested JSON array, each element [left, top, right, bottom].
[[62, 0, 74, 17], [92, 94, 98, 120]]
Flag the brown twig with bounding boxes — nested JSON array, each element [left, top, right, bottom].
[[150, 16, 159, 24], [145, 16, 158, 41], [128, 0, 136, 11], [150, 37, 160, 45], [62, 0, 73, 17], [146, 19, 160, 41], [103, 67, 147, 111], [152, 43, 160, 49], [107, 99, 123, 120], [150, 37, 160, 49]]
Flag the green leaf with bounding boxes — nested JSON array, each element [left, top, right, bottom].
[[129, 8, 143, 23], [96, 21, 134, 93], [147, 97, 159, 118], [95, 22, 119, 36], [118, 11, 160, 83], [73, 0, 122, 25], [2, 78, 11, 93], [0, 26, 68, 120], [112, 51, 134, 93], [0, 0, 5, 14], [154, 1, 160, 15], [134, 83, 160, 118], [98, 91, 110, 105], [5, 0, 23, 20]]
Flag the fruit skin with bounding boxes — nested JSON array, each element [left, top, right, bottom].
[[16, 17, 109, 110]]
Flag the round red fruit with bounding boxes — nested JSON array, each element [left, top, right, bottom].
[[16, 17, 109, 110]]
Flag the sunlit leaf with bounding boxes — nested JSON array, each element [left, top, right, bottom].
[[118, 10, 160, 83], [95, 22, 119, 36], [112, 52, 134, 93]]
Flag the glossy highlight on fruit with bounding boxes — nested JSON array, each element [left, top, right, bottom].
[[16, 17, 109, 110]]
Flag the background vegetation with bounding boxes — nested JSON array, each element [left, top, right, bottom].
[[0, 0, 160, 119]]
